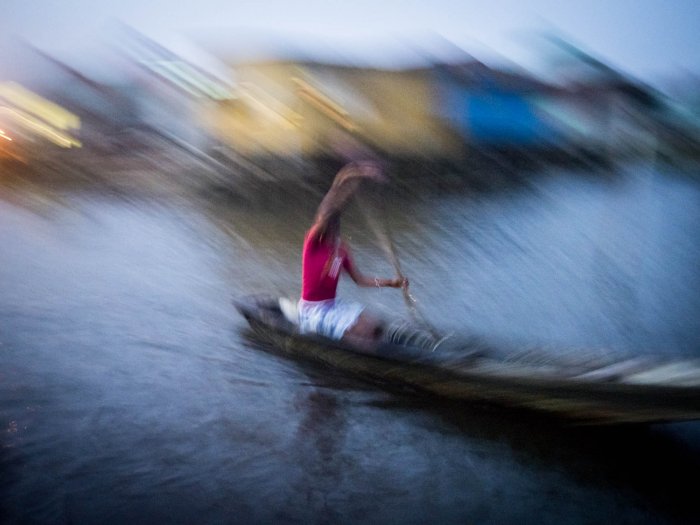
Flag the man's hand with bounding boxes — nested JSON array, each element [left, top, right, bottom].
[[388, 277, 409, 289], [333, 161, 386, 187], [316, 162, 386, 225]]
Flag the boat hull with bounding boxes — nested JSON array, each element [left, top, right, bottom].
[[235, 294, 700, 424]]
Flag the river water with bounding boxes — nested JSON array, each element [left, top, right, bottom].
[[1, 163, 699, 524]]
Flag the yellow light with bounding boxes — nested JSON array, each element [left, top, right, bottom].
[[237, 83, 300, 129], [0, 106, 81, 148], [292, 77, 356, 131], [0, 82, 80, 131]]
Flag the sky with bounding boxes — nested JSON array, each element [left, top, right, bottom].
[[2, 0, 700, 90]]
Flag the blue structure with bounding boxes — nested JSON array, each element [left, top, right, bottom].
[[436, 66, 560, 148]]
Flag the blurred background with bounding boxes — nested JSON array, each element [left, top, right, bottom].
[[0, 0, 699, 184], [2, 2, 700, 524]]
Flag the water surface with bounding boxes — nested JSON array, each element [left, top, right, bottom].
[[1, 164, 699, 524]]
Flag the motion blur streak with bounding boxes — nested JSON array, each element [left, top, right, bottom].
[[1, 10, 700, 525]]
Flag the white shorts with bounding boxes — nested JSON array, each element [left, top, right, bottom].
[[298, 298, 364, 340]]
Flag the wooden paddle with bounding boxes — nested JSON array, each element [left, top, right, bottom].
[[359, 194, 442, 341]]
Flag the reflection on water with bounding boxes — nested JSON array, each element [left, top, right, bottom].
[[1, 164, 699, 523]]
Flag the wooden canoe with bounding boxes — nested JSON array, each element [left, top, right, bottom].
[[234, 294, 700, 425]]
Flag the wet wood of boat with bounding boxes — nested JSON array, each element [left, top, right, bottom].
[[234, 294, 700, 425]]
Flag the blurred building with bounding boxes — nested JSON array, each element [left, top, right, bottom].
[[27, 49, 138, 153], [201, 59, 462, 171], [531, 36, 689, 164], [1, 29, 236, 175], [0, 43, 84, 165], [110, 24, 233, 158], [202, 37, 700, 181], [5, 29, 697, 181], [434, 60, 562, 150], [202, 52, 579, 179]]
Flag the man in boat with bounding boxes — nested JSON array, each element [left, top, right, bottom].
[[299, 161, 408, 351]]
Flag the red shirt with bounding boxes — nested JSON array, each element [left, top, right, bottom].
[[301, 227, 354, 301]]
